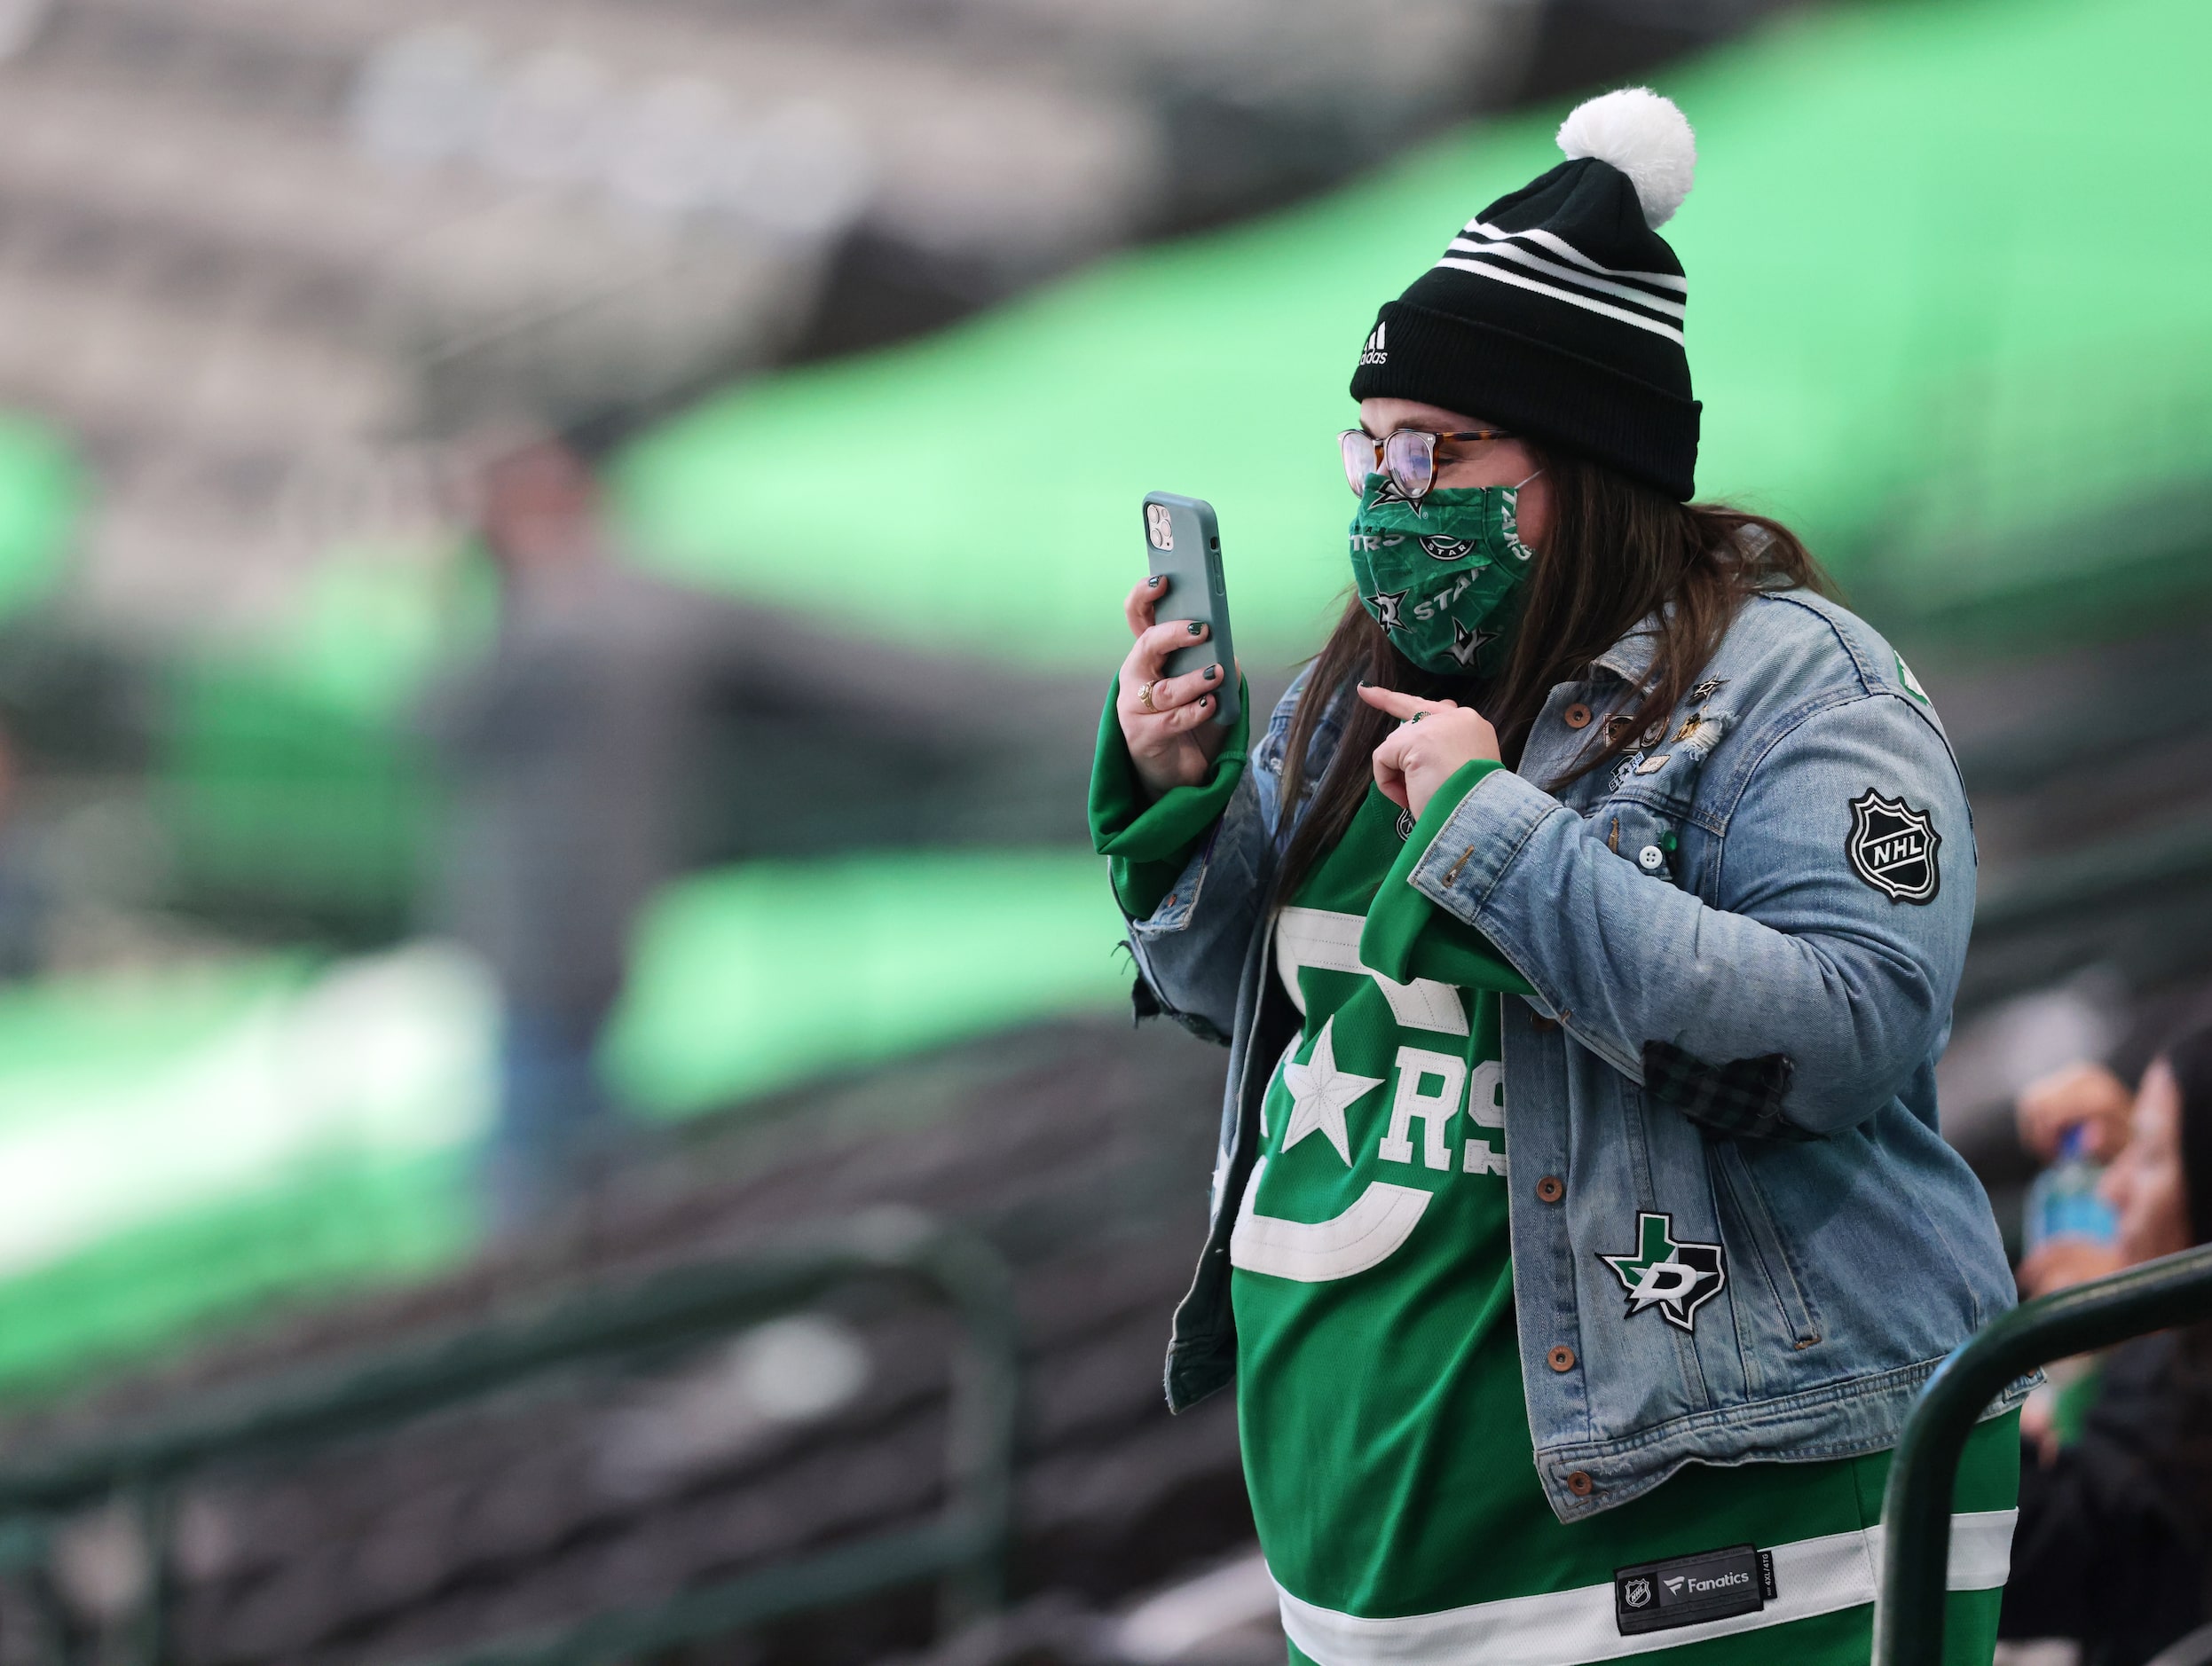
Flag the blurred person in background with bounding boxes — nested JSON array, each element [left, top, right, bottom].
[[422, 426, 1036, 1233], [422, 426, 727, 1232], [2001, 1029, 2212, 1665], [0, 723, 45, 981], [2018, 1057, 2137, 1178], [1092, 90, 2021, 1662]]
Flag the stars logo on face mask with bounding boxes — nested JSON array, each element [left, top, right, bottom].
[[1419, 535, 1476, 562], [1368, 588, 1410, 633], [1447, 617, 1497, 669], [1367, 475, 1427, 516]]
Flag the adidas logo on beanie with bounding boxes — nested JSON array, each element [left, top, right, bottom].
[[1350, 88, 1703, 500]]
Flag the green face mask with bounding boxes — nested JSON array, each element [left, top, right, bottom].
[[1348, 474, 1539, 676]]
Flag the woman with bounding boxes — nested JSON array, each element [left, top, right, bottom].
[[1088, 90, 2026, 1663], [2003, 1028, 2212, 1665]]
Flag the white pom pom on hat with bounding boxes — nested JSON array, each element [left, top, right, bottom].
[[1350, 83, 1704, 499], [1556, 87, 1696, 230]]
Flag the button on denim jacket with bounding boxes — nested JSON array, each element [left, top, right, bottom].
[[1122, 586, 2026, 1523]]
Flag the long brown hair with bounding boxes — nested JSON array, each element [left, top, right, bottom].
[[1276, 445, 1834, 902]]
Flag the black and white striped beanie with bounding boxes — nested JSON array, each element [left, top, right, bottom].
[[1350, 89, 1702, 501]]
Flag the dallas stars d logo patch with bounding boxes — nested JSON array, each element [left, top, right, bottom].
[[1599, 1212, 1726, 1332]]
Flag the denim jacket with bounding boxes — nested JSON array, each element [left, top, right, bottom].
[[1120, 585, 2026, 1523]]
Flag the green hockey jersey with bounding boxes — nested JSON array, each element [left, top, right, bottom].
[[1231, 775, 2016, 1665]]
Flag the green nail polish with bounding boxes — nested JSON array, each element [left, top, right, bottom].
[[1187, 621, 1203, 635]]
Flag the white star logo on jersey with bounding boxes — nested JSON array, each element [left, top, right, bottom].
[[1279, 1015, 1383, 1166], [1368, 588, 1410, 632]]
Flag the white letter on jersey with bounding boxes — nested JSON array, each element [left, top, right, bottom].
[[1274, 908, 1468, 1035], [1378, 1047, 1464, 1170], [1229, 1159, 1431, 1283], [1463, 1058, 1507, 1176]]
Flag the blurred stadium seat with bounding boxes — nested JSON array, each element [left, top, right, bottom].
[[0, 0, 1578, 639], [0, 1017, 1250, 1663]]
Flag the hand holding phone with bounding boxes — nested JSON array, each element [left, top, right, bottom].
[[1139, 493, 1239, 729], [1114, 492, 1240, 799]]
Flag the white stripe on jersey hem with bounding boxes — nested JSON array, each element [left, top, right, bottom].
[[1273, 1508, 2016, 1665], [1463, 220, 1690, 293], [1432, 258, 1688, 344], [1444, 237, 1686, 318], [1230, 1158, 1431, 1282]]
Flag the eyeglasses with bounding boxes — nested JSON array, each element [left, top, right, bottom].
[[1340, 427, 1514, 500]]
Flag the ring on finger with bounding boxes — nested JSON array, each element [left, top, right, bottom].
[[1138, 681, 1156, 711], [1401, 712, 1423, 727]]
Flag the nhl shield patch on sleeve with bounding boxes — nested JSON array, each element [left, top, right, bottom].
[[1846, 789, 1940, 904], [1616, 1544, 1775, 1634]]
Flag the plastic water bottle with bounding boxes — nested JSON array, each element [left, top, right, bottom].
[[2023, 1124, 2119, 1255]]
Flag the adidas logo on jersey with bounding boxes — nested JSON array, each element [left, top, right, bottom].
[[1358, 322, 1388, 365]]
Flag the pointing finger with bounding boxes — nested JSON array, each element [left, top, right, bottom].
[[1357, 684, 1452, 721]]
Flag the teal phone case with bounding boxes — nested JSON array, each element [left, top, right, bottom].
[[1142, 491, 1239, 729]]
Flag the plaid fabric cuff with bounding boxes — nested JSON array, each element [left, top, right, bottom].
[[1641, 1041, 1817, 1142]]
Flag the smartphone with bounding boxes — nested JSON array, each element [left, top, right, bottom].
[[1141, 491, 1240, 729]]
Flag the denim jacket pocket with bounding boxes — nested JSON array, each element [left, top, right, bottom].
[[1709, 1139, 1824, 1357]]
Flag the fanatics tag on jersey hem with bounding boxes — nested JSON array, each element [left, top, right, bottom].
[[1612, 1544, 1775, 1635]]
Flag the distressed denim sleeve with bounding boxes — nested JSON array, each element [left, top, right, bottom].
[[1405, 692, 1975, 1134]]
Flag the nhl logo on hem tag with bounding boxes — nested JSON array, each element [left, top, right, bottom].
[[1615, 1544, 1774, 1636], [1846, 788, 1940, 904]]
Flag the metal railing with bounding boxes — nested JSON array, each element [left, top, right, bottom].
[[0, 1206, 1020, 1666], [1872, 1241, 2212, 1666]]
